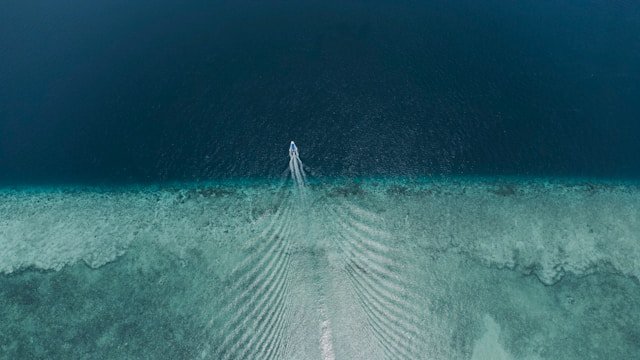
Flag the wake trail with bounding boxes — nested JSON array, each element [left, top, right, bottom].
[[289, 141, 307, 188], [289, 141, 335, 360]]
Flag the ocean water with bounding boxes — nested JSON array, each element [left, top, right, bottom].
[[2, 0, 640, 183], [2, 1, 640, 359], [1, 179, 640, 359]]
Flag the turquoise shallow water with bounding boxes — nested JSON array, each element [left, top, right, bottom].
[[1, 178, 639, 359]]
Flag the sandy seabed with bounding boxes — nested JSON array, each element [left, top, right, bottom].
[[1, 178, 639, 359]]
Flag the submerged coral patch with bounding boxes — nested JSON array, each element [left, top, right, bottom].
[[1, 179, 639, 358]]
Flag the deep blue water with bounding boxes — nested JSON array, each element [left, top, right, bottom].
[[1, 0, 640, 184]]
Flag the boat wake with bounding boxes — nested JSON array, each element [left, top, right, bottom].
[[288, 141, 335, 359], [198, 189, 295, 360], [289, 141, 307, 188]]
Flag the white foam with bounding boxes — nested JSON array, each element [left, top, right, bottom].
[[319, 309, 335, 360]]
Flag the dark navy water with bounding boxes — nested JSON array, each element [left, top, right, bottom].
[[2, 0, 640, 184]]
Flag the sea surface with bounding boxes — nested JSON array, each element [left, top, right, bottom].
[[1, 1, 640, 359], [2, 0, 640, 183], [2, 178, 640, 359]]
